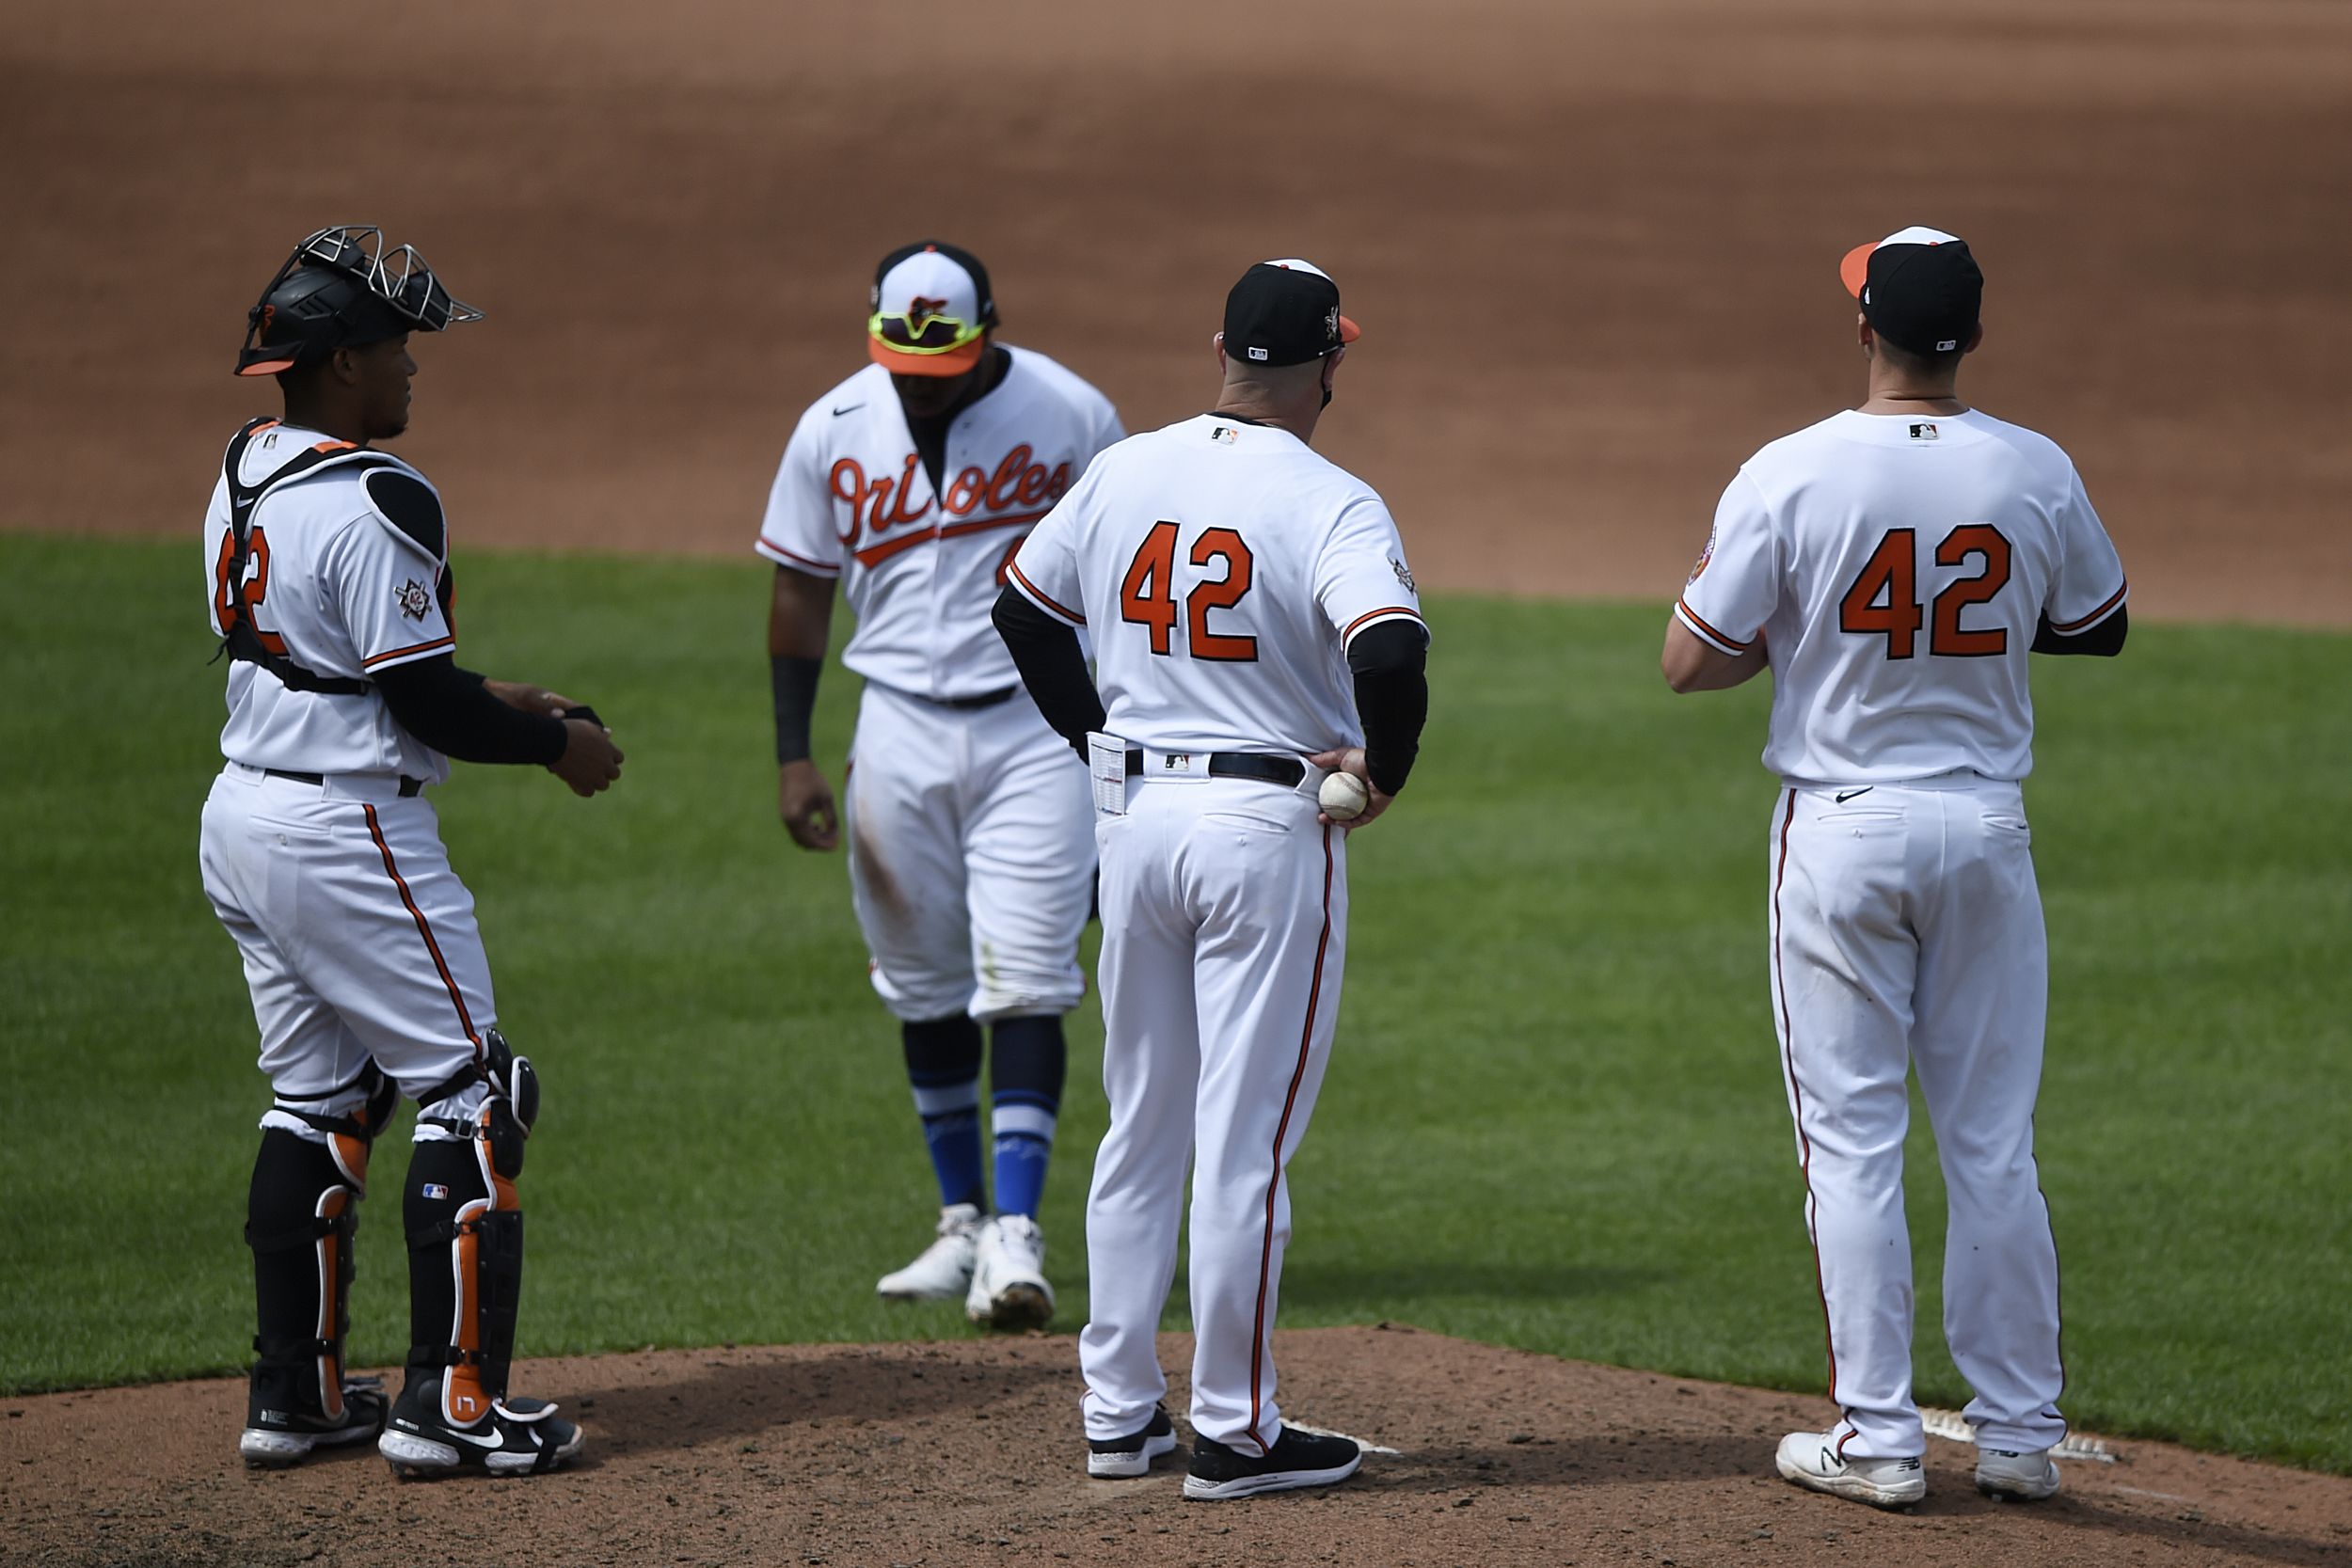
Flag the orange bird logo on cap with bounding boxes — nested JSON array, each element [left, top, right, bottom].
[[907, 295, 949, 329]]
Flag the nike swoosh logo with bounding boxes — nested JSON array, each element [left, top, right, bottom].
[[397, 1418, 504, 1448], [1836, 787, 1874, 803], [831, 404, 866, 418]]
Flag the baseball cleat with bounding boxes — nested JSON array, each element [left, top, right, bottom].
[[1774, 1430, 1926, 1509], [239, 1376, 388, 1467], [1184, 1426, 1361, 1500], [965, 1213, 1054, 1329], [876, 1202, 984, 1301], [379, 1375, 583, 1478], [1977, 1445, 2061, 1501], [1089, 1403, 1178, 1479]]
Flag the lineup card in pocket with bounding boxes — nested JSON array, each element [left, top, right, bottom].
[[1087, 732, 1127, 816]]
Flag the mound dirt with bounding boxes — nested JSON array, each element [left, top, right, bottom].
[[6, 0, 2350, 623], [5, 1326, 2346, 1568]]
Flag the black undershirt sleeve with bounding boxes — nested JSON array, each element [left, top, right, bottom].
[[372, 657, 567, 766], [1347, 619, 1431, 797], [771, 655, 823, 764], [992, 585, 1104, 758], [2030, 605, 2128, 657]]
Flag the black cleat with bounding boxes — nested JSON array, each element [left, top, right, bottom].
[[378, 1374, 584, 1478], [1184, 1424, 1361, 1500], [239, 1373, 388, 1467], [1089, 1403, 1178, 1479]]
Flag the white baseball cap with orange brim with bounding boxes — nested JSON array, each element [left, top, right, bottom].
[[867, 241, 998, 378]]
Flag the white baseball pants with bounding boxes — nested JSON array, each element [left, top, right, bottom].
[[200, 764, 493, 1142], [1768, 771, 2067, 1459], [1079, 766, 1346, 1454], [844, 683, 1094, 1022]]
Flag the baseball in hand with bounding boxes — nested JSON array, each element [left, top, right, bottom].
[[1317, 770, 1370, 822]]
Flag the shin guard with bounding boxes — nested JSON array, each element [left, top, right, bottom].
[[404, 1135, 523, 1428], [246, 1129, 363, 1426], [406, 1032, 538, 1428]]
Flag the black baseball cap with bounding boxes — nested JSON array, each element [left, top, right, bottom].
[[1221, 259, 1361, 367], [1839, 227, 1982, 356]]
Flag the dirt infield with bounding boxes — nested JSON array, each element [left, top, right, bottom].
[[6, 0, 2349, 623], [5, 1326, 2347, 1568], [8, 5, 2350, 1563]]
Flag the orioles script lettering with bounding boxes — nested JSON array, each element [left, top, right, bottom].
[[828, 445, 1073, 565]]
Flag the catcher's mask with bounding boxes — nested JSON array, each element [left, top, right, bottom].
[[235, 225, 483, 377]]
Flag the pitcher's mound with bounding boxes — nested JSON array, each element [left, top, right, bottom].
[[6, 1324, 2345, 1567]]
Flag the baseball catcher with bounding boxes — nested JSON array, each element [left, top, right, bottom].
[[204, 226, 621, 1476]]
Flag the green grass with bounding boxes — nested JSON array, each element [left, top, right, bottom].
[[2, 534, 2346, 1473]]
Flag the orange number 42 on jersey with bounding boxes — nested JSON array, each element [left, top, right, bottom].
[[1838, 525, 2013, 659], [1119, 521, 1259, 662]]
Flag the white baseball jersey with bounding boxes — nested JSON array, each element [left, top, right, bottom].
[[204, 420, 459, 784], [1013, 409, 1422, 1454], [755, 345, 1124, 700], [1680, 403, 2119, 1462], [1006, 413, 1425, 753], [1676, 409, 2126, 784]]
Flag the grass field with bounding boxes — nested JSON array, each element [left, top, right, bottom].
[[2, 534, 2347, 1473]]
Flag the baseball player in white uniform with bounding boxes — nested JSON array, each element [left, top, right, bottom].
[[1663, 228, 2128, 1509], [757, 241, 1123, 1327], [203, 228, 623, 1477], [994, 260, 1430, 1499]]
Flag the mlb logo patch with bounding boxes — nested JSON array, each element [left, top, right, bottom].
[[1211, 426, 1237, 445], [1247, 346, 1269, 361], [1909, 422, 1939, 441], [421, 1183, 450, 1199]]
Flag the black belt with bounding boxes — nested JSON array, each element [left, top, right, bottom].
[[932, 686, 1019, 711], [265, 768, 424, 798], [1124, 751, 1306, 788]]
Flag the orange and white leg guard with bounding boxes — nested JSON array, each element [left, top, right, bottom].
[[405, 1032, 538, 1425], [245, 1135, 363, 1431], [245, 1060, 398, 1443]]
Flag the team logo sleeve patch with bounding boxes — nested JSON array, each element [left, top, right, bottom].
[[395, 579, 433, 621], [1677, 472, 1778, 652], [1689, 523, 1717, 583]]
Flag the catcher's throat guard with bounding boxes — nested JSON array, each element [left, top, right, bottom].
[[236, 224, 482, 377]]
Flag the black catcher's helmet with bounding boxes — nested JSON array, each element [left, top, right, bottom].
[[235, 225, 483, 376]]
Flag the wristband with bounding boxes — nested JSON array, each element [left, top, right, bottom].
[[771, 655, 821, 764]]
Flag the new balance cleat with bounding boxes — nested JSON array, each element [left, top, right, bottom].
[[1977, 1445, 2061, 1500], [1774, 1429, 1926, 1508]]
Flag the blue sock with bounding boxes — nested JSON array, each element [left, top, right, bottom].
[[989, 1015, 1066, 1219], [902, 1016, 984, 1211]]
